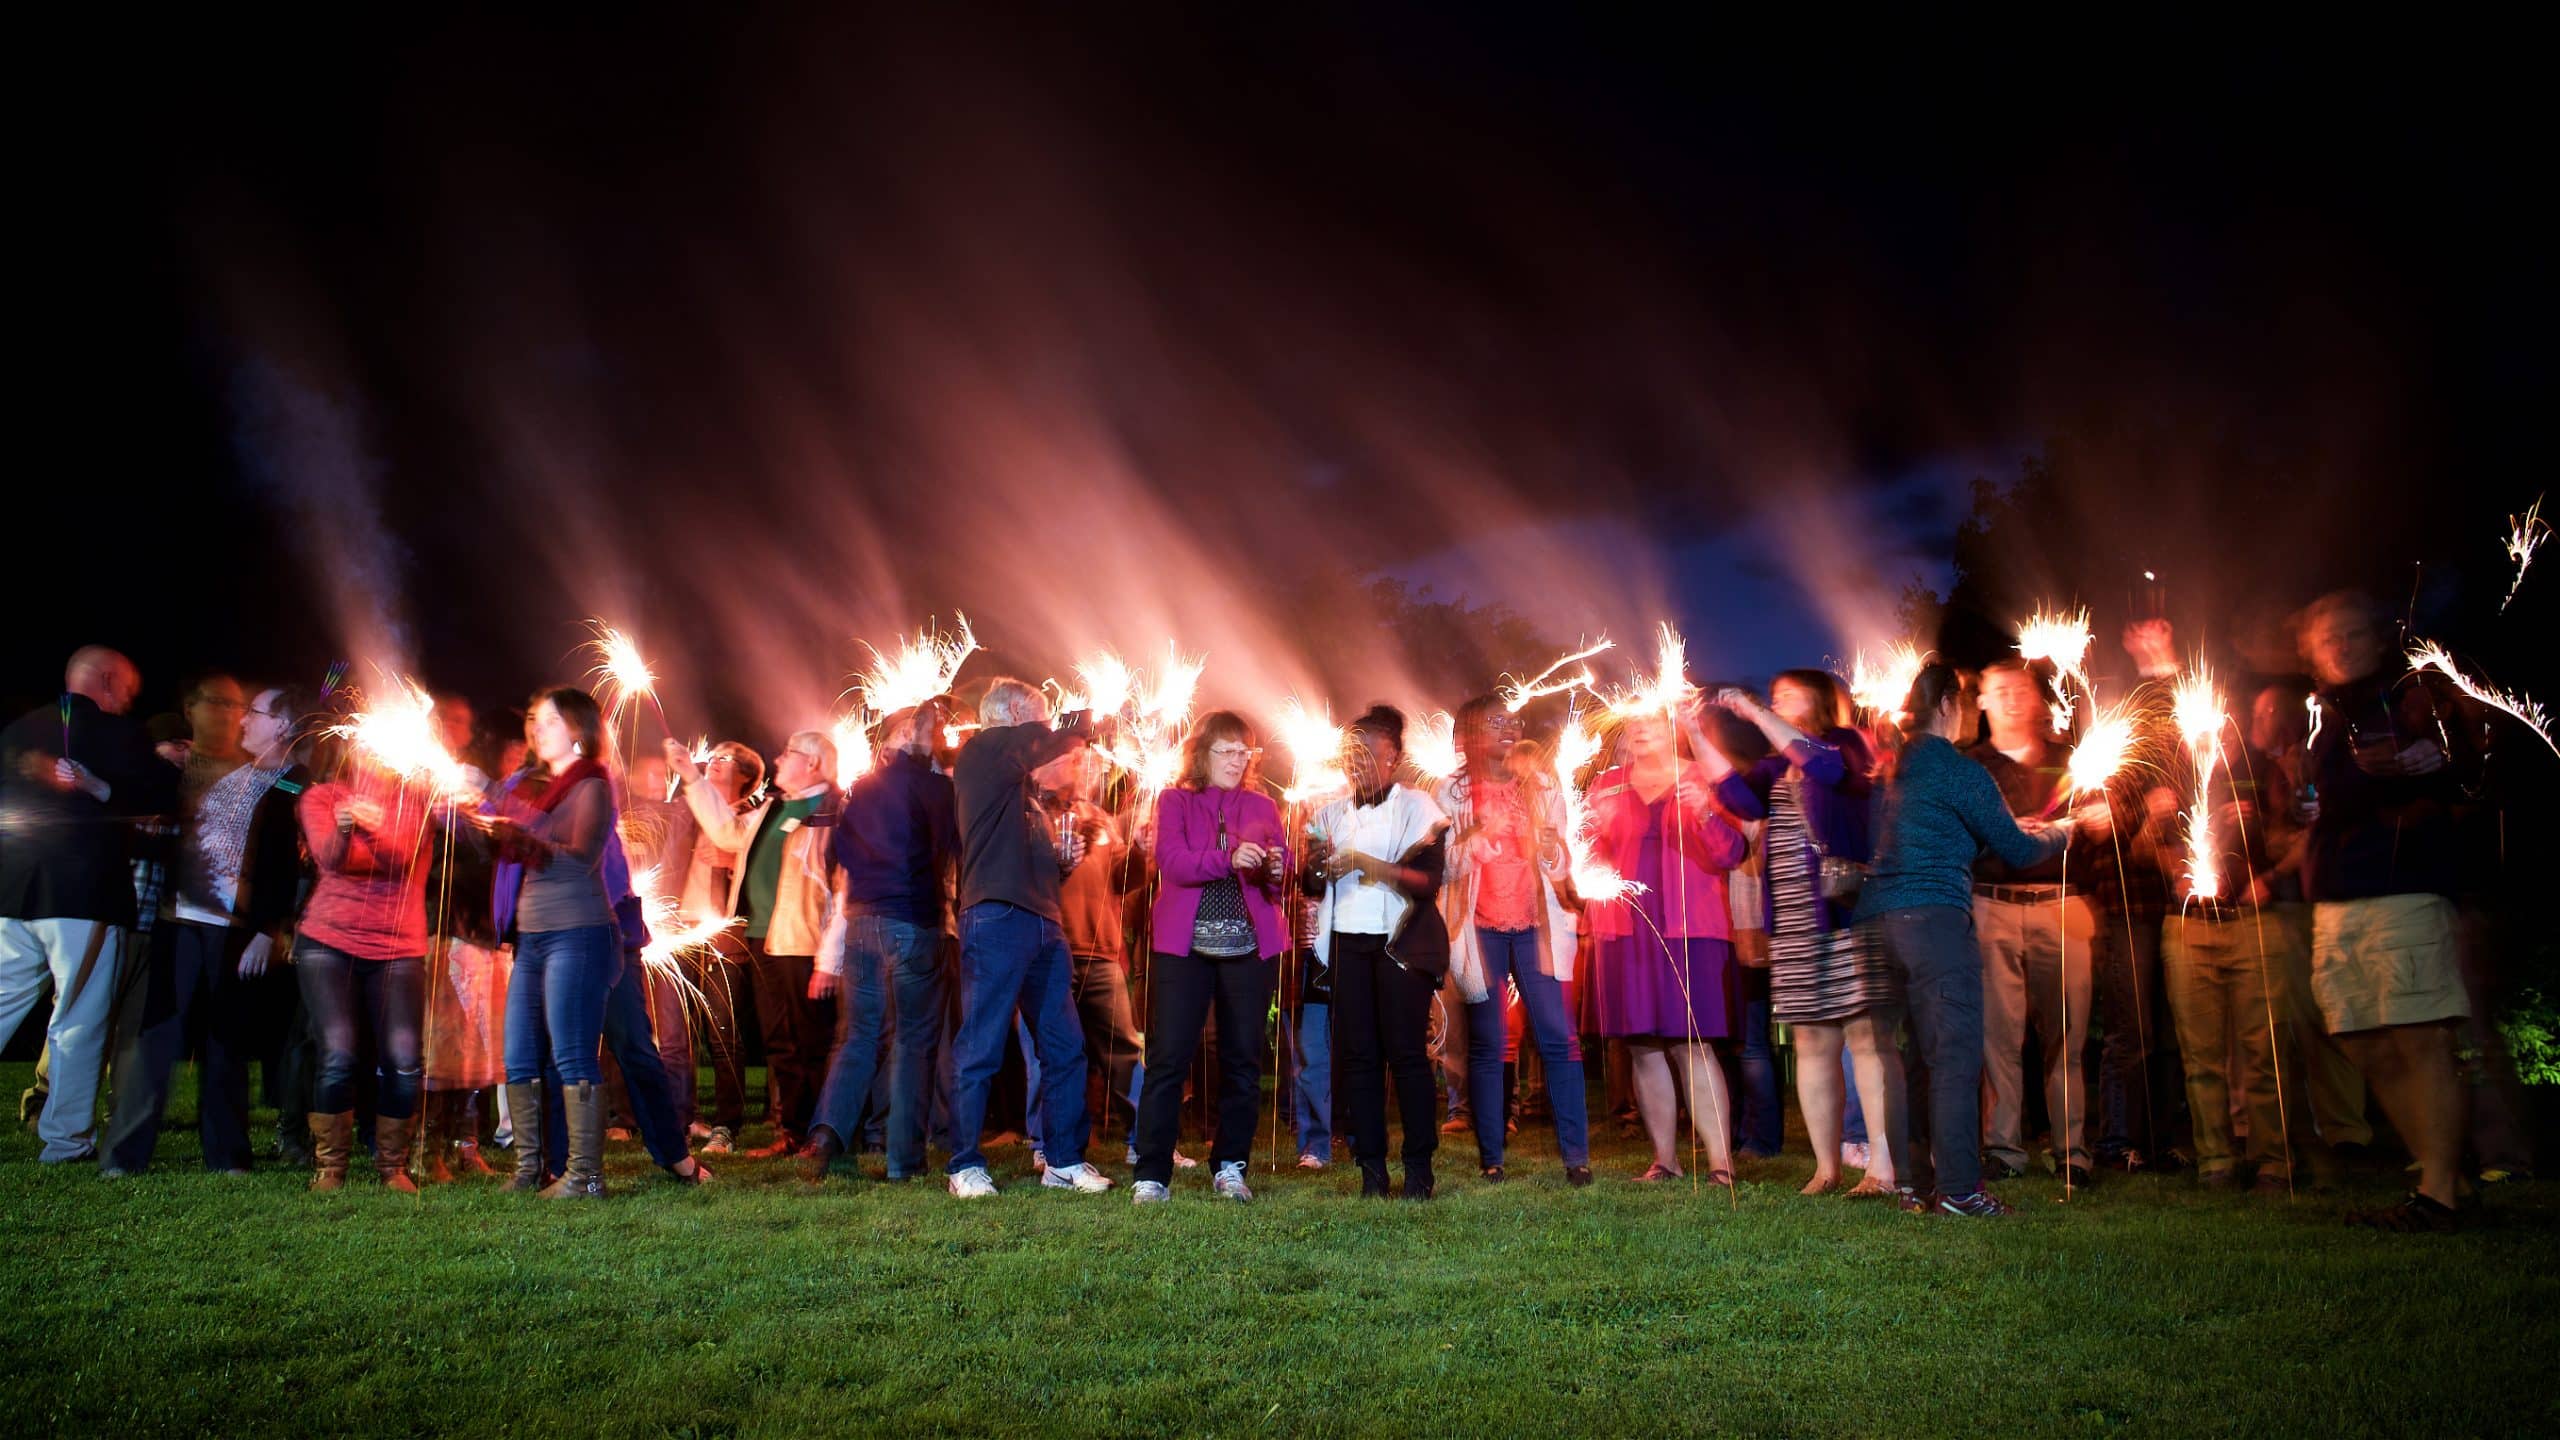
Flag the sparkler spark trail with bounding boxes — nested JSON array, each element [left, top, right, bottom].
[[1498, 637, 1614, 713], [855, 613, 978, 716], [584, 620, 673, 736], [2505, 494, 2548, 612], [831, 714, 874, 787], [1138, 642, 1205, 723], [1848, 641, 1927, 720], [2065, 698, 2140, 800], [1273, 697, 1350, 805], [628, 862, 738, 1006], [2304, 694, 2324, 753], [1405, 711, 1462, 786], [1552, 709, 1638, 903], [1606, 623, 1695, 719], [329, 674, 483, 803], [2019, 604, 2095, 729], [2173, 670, 2227, 902], [2406, 640, 2558, 759]]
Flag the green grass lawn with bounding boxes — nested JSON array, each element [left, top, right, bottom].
[[4, 1060, 2555, 1438]]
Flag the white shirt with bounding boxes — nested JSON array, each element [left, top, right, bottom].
[[1327, 791, 1419, 936]]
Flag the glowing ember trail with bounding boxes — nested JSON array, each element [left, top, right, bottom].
[[2406, 640, 2558, 760], [2065, 698, 2141, 800], [1849, 641, 1927, 720], [1498, 637, 1614, 713], [2505, 494, 2548, 613], [2018, 604, 2095, 729], [1137, 642, 1205, 723], [1405, 711, 1461, 786], [1606, 622, 1695, 720], [1552, 709, 1638, 903], [856, 614, 978, 717], [1273, 697, 1350, 805], [329, 674, 483, 803], [628, 862, 738, 1000], [583, 620, 669, 733], [2173, 670, 2227, 902], [831, 714, 874, 787]]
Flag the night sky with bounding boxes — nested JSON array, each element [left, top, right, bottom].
[[18, 14, 2548, 739]]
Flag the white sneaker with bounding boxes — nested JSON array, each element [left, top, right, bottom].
[[1296, 1153, 1326, 1170], [947, 1166, 998, 1199], [1131, 1180, 1170, 1205], [1213, 1161, 1254, 1202], [1040, 1162, 1114, 1193]]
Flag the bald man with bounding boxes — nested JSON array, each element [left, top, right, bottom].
[[1, 646, 180, 1163]]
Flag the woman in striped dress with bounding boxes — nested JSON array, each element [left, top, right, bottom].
[[1710, 673, 1904, 1196]]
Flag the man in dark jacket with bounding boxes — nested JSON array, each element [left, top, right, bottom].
[[1, 646, 179, 1163]]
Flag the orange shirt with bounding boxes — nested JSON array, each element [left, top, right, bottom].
[[1469, 779, 1539, 932]]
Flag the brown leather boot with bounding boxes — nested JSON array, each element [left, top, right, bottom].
[[453, 1089, 498, 1177], [540, 1079, 606, 1199], [376, 1113, 420, 1194], [308, 1112, 354, 1193], [501, 1082, 545, 1192]]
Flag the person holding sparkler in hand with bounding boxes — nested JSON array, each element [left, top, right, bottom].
[[1858, 664, 2104, 1217]]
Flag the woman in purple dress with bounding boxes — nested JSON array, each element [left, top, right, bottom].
[[1585, 709, 1750, 1184]]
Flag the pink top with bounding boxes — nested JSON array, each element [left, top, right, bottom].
[[296, 778, 435, 960], [1583, 764, 1746, 941]]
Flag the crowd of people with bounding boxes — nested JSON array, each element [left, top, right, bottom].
[[0, 589, 2532, 1229]]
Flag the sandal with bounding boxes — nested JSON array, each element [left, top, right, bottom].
[[1708, 1169, 1736, 1188], [1843, 1176, 1895, 1199], [1637, 1163, 1682, 1183], [1799, 1174, 1841, 1197]]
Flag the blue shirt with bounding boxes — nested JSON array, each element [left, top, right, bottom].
[[832, 750, 960, 928], [1855, 735, 2069, 918]]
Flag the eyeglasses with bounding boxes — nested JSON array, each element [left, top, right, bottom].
[[248, 707, 287, 722], [1207, 745, 1255, 761]]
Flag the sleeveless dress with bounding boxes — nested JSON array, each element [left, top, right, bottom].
[[1765, 778, 1900, 1024]]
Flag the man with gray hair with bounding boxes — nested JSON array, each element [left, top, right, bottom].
[[2, 646, 179, 1163], [943, 678, 1104, 1197]]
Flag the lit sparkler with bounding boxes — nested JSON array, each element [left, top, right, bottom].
[[1498, 637, 1614, 713], [2304, 694, 2324, 752], [1138, 642, 1205, 723], [831, 714, 874, 788], [2019, 604, 2095, 728], [2065, 697, 2140, 800], [628, 862, 737, 1005], [2173, 670, 2226, 902], [856, 613, 978, 716], [1606, 622, 1695, 719], [584, 620, 674, 736], [1405, 711, 1462, 786], [1848, 641, 1927, 720], [329, 674, 483, 803], [2504, 494, 2548, 613], [1552, 709, 1638, 903], [2407, 640, 2557, 760], [1274, 697, 1350, 805]]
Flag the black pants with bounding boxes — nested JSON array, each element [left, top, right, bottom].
[[1332, 932, 1438, 1168], [1072, 950, 1143, 1136], [1133, 950, 1274, 1183], [104, 921, 257, 1172], [1878, 905, 1985, 1197], [746, 939, 832, 1143]]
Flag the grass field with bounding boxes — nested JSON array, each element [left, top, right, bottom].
[[5, 1059, 2556, 1437]]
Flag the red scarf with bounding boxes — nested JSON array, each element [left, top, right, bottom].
[[523, 756, 608, 815]]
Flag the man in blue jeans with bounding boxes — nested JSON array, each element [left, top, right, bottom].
[[944, 680, 1108, 1197], [803, 703, 961, 1181]]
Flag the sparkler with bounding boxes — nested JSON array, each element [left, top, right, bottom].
[[1602, 623, 1694, 720], [2173, 670, 2227, 902], [1273, 697, 1350, 805], [628, 862, 736, 1008], [2018, 604, 2094, 729], [1405, 710, 1462, 786], [1498, 636, 1614, 713], [1137, 641, 1204, 723], [831, 714, 874, 788], [855, 613, 978, 716], [1551, 708, 1639, 904], [2406, 640, 2557, 759], [2504, 494, 2548, 613], [2304, 694, 2324, 752], [2064, 697, 2140, 800], [1848, 641, 1927, 720], [584, 620, 675, 737], [328, 674, 484, 803]]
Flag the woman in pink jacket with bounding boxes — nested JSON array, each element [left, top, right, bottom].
[[1585, 707, 1750, 1185]]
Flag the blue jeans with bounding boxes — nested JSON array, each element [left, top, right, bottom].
[[1465, 927, 1589, 1168], [294, 940, 424, 1119], [814, 915, 941, 1163], [1840, 1045, 1869, 1146], [1733, 969, 1783, 1157], [948, 903, 1087, 1175], [505, 924, 620, 1086], [546, 947, 686, 1173], [1878, 906, 1983, 1197], [1292, 1000, 1333, 1157]]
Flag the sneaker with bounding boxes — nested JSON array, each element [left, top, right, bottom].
[[1439, 1116, 1470, 1134], [1296, 1153, 1326, 1170], [1896, 1187, 1934, 1214], [1937, 1190, 2014, 1218], [796, 1132, 843, 1183], [1041, 1162, 1113, 1194], [1982, 1156, 2025, 1181], [1124, 1143, 1140, 1166], [947, 1166, 998, 1199], [1132, 1180, 1171, 1205], [701, 1127, 735, 1155], [605, 1126, 634, 1143], [1212, 1162, 1254, 1202], [1841, 1142, 1871, 1170], [2060, 1164, 2095, 1190]]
